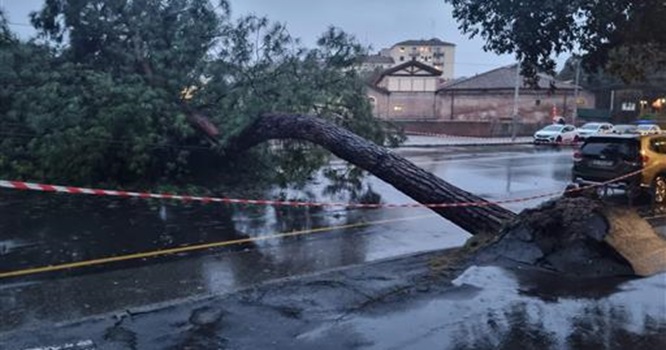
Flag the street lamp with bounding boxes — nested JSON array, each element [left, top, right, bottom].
[[572, 57, 582, 126], [511, 61, 521, 141]]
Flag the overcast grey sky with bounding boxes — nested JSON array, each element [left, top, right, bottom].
[[2, 0, 564, 78]]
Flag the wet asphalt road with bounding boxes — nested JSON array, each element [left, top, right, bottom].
[[1, 144, 579, 334]]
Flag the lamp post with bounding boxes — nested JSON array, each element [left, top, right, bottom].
[[572, 57, 582, 126], [511, 61, 521, 141]]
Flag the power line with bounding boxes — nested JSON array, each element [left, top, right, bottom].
[[7, 21, 31, 28]]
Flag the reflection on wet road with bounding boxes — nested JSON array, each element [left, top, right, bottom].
[[309, 266, 666, 349], [2, 145, 580, 331]]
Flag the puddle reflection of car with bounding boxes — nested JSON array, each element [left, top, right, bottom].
[[636, 124, 662, 135], [576, 122, 614, 140], [533, 124, 579, 145], [612, 124, 638, 135], [572, 134, 666, 203]]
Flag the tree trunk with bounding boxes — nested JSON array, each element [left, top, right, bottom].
[[226, 113, 517, 236]]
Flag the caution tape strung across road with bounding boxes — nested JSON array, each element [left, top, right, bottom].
[[0, 167, 644, 210]]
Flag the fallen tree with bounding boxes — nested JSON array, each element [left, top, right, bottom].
[[221, 113, 666, 277], [224, 113, 516, 236]]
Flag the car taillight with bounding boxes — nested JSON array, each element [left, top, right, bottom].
[[573, 151, 582, 162]]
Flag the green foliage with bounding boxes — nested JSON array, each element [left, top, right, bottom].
[[445, 0, 666, 83], [0, 9, 12, 45], [1, 0, 400, 193]]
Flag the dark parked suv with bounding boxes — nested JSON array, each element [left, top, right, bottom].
[[572, 134, 666, 203]]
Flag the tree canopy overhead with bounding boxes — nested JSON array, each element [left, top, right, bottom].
[[445, 0, 666, 83], [1, 0, 400, 194]]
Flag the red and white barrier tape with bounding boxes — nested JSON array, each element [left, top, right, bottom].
[[0, 168, 643, 209]]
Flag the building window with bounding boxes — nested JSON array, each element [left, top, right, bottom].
[[368, 96, 377, 105], [399, 47, 405, 52], [399, 56, 404, 62], [622, 102, 637, 111], [535, 99, 541, 106]]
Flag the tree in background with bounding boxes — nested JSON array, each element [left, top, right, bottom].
[[445, 0, 666, 83], [0, 0, 401, 196]]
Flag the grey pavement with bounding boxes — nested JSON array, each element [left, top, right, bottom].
[[2, 248, 665, 350]]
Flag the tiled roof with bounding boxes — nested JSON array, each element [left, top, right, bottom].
[[438, 64, 579, 91], [394, 38, 456, 47], [361, 55, 395, 64], [437, 77, 467, 89]]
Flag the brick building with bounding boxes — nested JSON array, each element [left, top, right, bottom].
[[366, 63, 596, 136], [437, 65, 595, 124]]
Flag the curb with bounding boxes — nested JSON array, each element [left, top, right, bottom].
[[397, 141, 534, 148]]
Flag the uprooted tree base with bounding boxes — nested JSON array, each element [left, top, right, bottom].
[[222, 114, 666, 278], [469, 197, 648, 278]]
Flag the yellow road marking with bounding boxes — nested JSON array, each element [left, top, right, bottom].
[[0, 214, 437, 279]]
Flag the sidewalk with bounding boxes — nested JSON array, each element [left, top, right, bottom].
[[3, 244, 664, 350], [402, 134, 533, 147]]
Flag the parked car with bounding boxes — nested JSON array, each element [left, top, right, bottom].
[[636, 124, 662, 135], [533, 124, 579, 144], [612, 124, 638, 134], [576, 122, 614, 139], [571, 134, 666, 202]]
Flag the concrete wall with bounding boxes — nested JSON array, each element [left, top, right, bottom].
[[436, 90, 596, 124], [396, 121, 548, 137], [368, 87, 596, 128]]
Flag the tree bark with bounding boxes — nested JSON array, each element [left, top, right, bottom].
[[226, 113, 517, 236]]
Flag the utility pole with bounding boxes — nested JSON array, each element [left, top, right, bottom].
[[573, 57, 582, 126], [511, 61, 521, 141], [609, 90, 615, 112]]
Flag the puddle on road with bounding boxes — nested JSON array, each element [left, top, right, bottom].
[[306, 266, 666, 350], [0, 189, 357, 272], [0, 188, 462, 333]]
